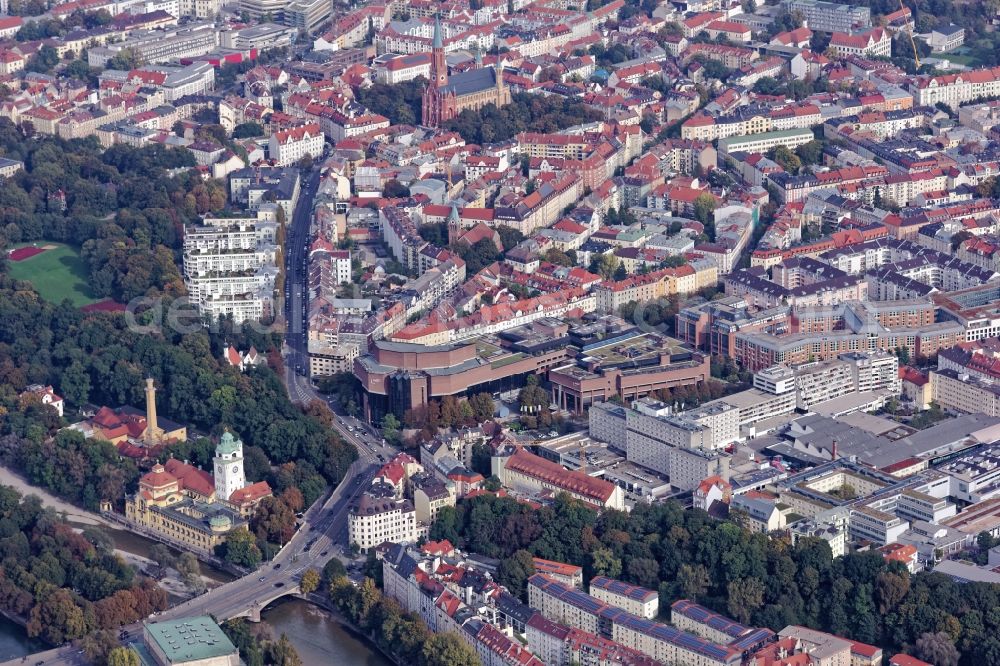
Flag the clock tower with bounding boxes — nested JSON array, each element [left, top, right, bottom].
[[214, 430, 246, 502]]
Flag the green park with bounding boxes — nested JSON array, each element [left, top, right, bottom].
[[7, 242, 98, 307]]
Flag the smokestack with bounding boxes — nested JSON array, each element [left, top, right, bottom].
[[831, 439, 838, 461], [579, 440, 586, 476], [145, 378, 161, 444]]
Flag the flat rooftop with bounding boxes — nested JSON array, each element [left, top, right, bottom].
[[144, 615, 236, 663], [580, 332, 688, 366]]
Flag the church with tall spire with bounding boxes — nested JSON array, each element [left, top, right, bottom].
[[421, 14, 511, 127]]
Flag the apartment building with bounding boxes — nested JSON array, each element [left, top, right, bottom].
[[411, 472, 455, 525], [533, 558, 584, 589], [910, 66, 1000, 107], [348, 484, 419, 551], [668, 446, 732, 492], [790, 351, 899, 410], [307, 341, 359, 377], [269, 123, 324, 166], [527, 575, 745, 666], [88, 22, 218, 67], [849, 504, 910, 545], [230, 167, 301, 220], [594, 263, 716, 312], [781, 0, 871, 33], [285, 0, 331, 34], [931, 368, 1000, 417], [0, 157, 23, 179], [182, 211, 279, 324], [937, 442, 1000, 504], [670, 600, 760, 647], [374, 53, 432, 84], [589, 577, 658, 619], [718, 129, 815, 155]]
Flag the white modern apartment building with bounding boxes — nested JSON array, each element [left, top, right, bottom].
[[183, 211, 279, 324], [781, 0, 871, 33], [348, 488, 419, 551], [269, 123, 324, 166], [88, 23, 219, 67]]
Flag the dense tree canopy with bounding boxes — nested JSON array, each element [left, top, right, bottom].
[[0, 487, 167, 646], [432, 493, 1000, 664], [443, 93, 603, 145], [0, 120, 225, 303]]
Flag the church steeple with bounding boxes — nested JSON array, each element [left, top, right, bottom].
[[432, 13, 443, 49], [431, 14, 448, 89]]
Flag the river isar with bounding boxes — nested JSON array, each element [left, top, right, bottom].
[[0, 523, 388, 665]]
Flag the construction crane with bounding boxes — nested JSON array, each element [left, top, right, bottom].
[[900, 0, 921, 70]]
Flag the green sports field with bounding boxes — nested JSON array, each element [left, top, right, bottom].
[[7, 243, 98, 306]]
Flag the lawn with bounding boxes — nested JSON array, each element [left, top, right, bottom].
[[7, 243, 98, 306]]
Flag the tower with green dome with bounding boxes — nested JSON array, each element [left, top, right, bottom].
[[214, 430, 246, 502]]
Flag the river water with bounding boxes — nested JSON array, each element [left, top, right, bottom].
[[261, 599, 392, 666], [0, 524, 388, 664]]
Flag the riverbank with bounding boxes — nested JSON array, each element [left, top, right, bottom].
[[262, 597, 394, 666], [0, 465, 109, 526], [112, 548, 221, 601]]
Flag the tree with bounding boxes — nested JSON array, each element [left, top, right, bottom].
[[382, 179, 409, 198], [252, 495, 296, 546], [678, 563, 710, 601], [233, 122, 264, 139], [915, 632, 960, 666], [265, 634, 302, 666], [422, 633, 482, 666], [469, 394, 495, 423], [221, 528, 262, 567], [875, 570, 909, 614], [496, 225, 525, 251], [496, 550, 535, 601], [382, 413, 401, 444], [300, 568, 320, 594], [595, 253, 619, 280], [26, 588, 88, 644], [588, 547, 622, 579], [895, 346, 911, 366], [78, 630, 119, 664], [322, 558, 347, 586], [795, 140, 824, 166], [771, 145, 802, 174], [107, 647, 140, 666], [148, 543, 176, 569], [457, 237, 501, 274], [27, 45, 59, 73], [543, 248, 574, 267], [64, 59, 93, 81], [106, 47, 144, 71], [726, 577, 764, 624], [693, 193, 717, 226]]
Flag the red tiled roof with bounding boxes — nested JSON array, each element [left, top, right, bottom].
[[164, 458, 215, 497], [229, 480, 272, 504], [505, 448, 615, 503], [140, 464, 176, 489]]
